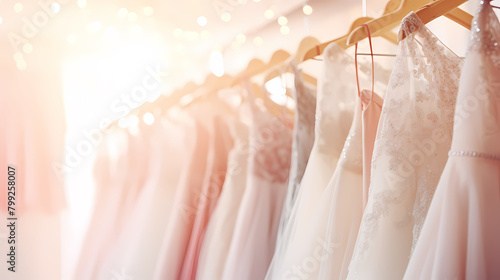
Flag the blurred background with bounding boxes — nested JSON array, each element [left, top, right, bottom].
[[0, 0, 477, 279]]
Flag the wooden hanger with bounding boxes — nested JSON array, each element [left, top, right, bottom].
[[250, 81, 294, 119], [347, 0, 434, 45], [263, 63, 317, 86], [347, 0, 472, 45], [399, 0, 472, 41], [231, 49, 291, 86], [263, 36, 320, 85], [178, 73, 234, 107], [300, 0, 404, 62], [301, 17, 399, 62]]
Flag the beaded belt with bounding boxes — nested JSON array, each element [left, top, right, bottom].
[[448, 150, 500, 161]]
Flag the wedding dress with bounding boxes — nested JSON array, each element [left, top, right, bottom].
[[153, 117, 211, 280], [75, 128, 149, 280], [265, 42, 356, 280], [316, 37, 385, 279], [221, 85, 293, 280], [347, 11, 463, 280], [180, 104, 234, 279], [196, 110, 250, 280], [277, 60, 317, 241], [93, 117, 187, 280], [404, 2, 500, 279]]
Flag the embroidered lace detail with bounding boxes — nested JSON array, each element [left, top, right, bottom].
[[315, 43, 356, 156], [351, 11, 464, 265], [468, 1, 500, 67], [250, 103, 292, 184], [339, 102, 363, 173], [288, 62, 317, 199]]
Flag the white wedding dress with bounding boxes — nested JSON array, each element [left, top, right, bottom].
[[277, 60, 317, 242], [404, 2, 500, 279], [347, 11, 463, 280]]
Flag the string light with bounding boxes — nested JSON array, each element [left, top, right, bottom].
[[209, 50, 224, 77], [14, 3, 23, 13], [51, 3, 61, 13], [264, 9, 274, 19], [253, 36, 263, 46], [236, 34, 246, 43], [143, 113, 155, 125], [17, 60, 27, 71], [280, 25, 290, 35], [278, 16, 288, 25], [23, 43, 33, 54], [303, 4, 313, 15], [197, 16, 207, 27], [221, 12, 231, 22], [13, 52, 23, 61]]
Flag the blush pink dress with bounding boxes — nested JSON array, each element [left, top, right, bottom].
[[196, 115, 250, 280], [221, 85, 293, 280], [153, 119, 210, 280], [92, 117, 188, 280], [403, 2, 500, 279], [180, 110, 234, 279]]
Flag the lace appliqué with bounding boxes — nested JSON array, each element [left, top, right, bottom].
[[468, 1, 500, 68], [353, 12, 464, 261], [251, 109, 292, 184]]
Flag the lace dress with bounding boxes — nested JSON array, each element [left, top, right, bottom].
[[221, 84, 293, 280], [277, 60, 317, 242], [404, 2, 500, 279], [347, 12, 463, 280]]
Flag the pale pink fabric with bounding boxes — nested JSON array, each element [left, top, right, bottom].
[[361, 90, 383, 207], [93, 118, 187, 280], [196, 117, 250, 280], [153, 120, 210, 280], [75, 128, 150, 280], [0, 53, 66, 214], [403, 2, 500, 279], [180, 114, 234, 279], [221, 89, 292, 280]]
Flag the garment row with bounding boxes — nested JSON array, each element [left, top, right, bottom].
[[77, 3, 500, 280]]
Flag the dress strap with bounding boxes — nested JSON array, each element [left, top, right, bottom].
[[354, 23, 375, 99]]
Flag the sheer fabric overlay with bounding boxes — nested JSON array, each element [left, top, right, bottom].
[[403, 2, 500, 279], [347, 11, 463, 280]]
